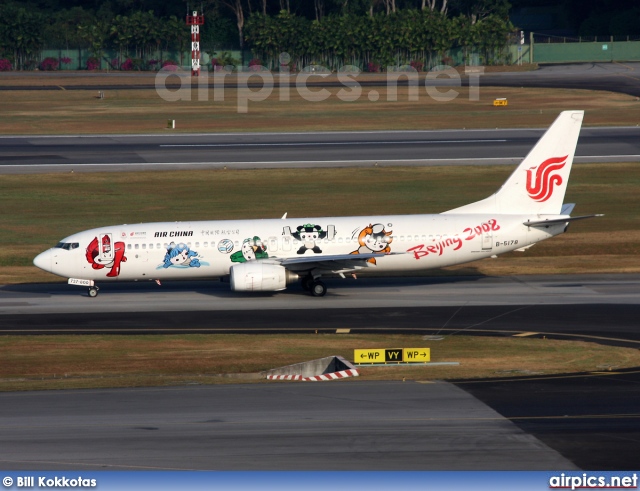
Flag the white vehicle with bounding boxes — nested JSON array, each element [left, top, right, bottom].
[[34, 111, 598, 297]]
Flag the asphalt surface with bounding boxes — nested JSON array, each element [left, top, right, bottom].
[[480, 62, 640, 97], [2, 275, 639, 345], [0, 381, 577, 470], [457, 368, 640, 470], [0, 126, 638, 174], [2, 274, 639, 469], [1, 62, 639, 96]]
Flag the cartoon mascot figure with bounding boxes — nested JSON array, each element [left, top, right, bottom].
[[351, 223, 393, 264], [85, 236, 127, 277], [162, 243, 201, 268], [231, 236, 269, 263], [292, 224, 327, 254]]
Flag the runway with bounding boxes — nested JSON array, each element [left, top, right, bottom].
[[1, 62, 639, 97], [2, 275, 640, 347], [0, 381, 579, 471], [0, 126, 639, 173]]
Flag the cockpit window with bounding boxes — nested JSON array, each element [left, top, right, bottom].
[[54, 242, 79, 250]]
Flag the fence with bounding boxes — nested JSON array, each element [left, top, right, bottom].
[[37, 49, 243, 71], [528, 33, 640, 63], [21, 36, 640, 70]]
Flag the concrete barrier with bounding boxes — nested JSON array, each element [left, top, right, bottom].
[[263, 356, 359, 381]]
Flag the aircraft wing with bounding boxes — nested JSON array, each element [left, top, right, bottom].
[[276, 252, 401, 273]]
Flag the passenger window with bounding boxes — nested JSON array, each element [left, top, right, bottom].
[[135, 244, 139, 250], [149, 244, 153, 250], [127, 244, 132, 250], [142, 244, 147, 250]]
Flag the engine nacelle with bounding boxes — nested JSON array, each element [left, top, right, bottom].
[[230, 262, 298, 292]]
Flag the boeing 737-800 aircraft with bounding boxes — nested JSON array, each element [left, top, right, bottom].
[[34, 111, 598, 297]]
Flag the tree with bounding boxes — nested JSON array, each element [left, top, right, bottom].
[[0, 4, 46, 70], [165, 15, 190, 67], [78, 20, 110, 66], [45, 7, 95, 51], [450, 0, 510, 24], [218, 0, 246, 50], [110, 14, 134, 64]]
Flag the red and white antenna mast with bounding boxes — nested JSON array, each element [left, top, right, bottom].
[[186, 10, 205, 76]]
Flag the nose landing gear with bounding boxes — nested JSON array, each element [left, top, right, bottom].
[[88, 286, 100, 298]]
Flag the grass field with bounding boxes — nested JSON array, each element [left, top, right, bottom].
[[2, 163, 638, 284], [1, 333, 638, 391], [0, 84, 638, 134]]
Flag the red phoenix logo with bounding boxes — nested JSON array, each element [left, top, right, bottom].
[[526, 155, 567, 202]]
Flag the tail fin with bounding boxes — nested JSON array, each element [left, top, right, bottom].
[[445, 110, 584, 215]]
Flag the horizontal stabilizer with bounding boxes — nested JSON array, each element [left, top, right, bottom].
[[524, 214, 603, 227]]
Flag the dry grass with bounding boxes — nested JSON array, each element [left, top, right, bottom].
[[0, 84, 638, 134], [2, 163, 638, 283], [0, 333, 637, 391]]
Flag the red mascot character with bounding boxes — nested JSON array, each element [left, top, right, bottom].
[[85, 236, 127, 277]]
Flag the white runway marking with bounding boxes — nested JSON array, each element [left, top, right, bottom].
[[1, 155, 639, 169], [159, 139, 508, 148]]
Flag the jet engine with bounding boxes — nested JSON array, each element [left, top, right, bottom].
[[230, 262, 298, 292]]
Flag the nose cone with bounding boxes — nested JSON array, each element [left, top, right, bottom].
[[33, 249, 53, 273]]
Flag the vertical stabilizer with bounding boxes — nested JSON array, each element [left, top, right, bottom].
[[445, 110, 584, 215]]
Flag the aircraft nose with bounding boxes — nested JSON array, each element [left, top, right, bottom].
[[33, 249, 53, 272]]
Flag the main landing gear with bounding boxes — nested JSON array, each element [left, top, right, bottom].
[[301, 276, 327, 297], [88, 286, 100, 298]]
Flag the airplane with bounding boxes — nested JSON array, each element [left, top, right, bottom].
[[34, 110, 600, 298]]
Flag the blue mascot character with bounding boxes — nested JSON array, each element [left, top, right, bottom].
[[163, 242, 201, 268]]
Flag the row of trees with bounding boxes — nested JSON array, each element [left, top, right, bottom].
[[246, 10, 513, 70], [0, 1, 513, 71], [0, 3, 236, 70]]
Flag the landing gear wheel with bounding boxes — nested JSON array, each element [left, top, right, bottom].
[[301, 276, 313, 292], [310, 280, 327, 297], [88, 286, 99, 298]]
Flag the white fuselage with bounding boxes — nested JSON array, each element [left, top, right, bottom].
[[32, 111, 587, 296], [35, 213, 563, 283]]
